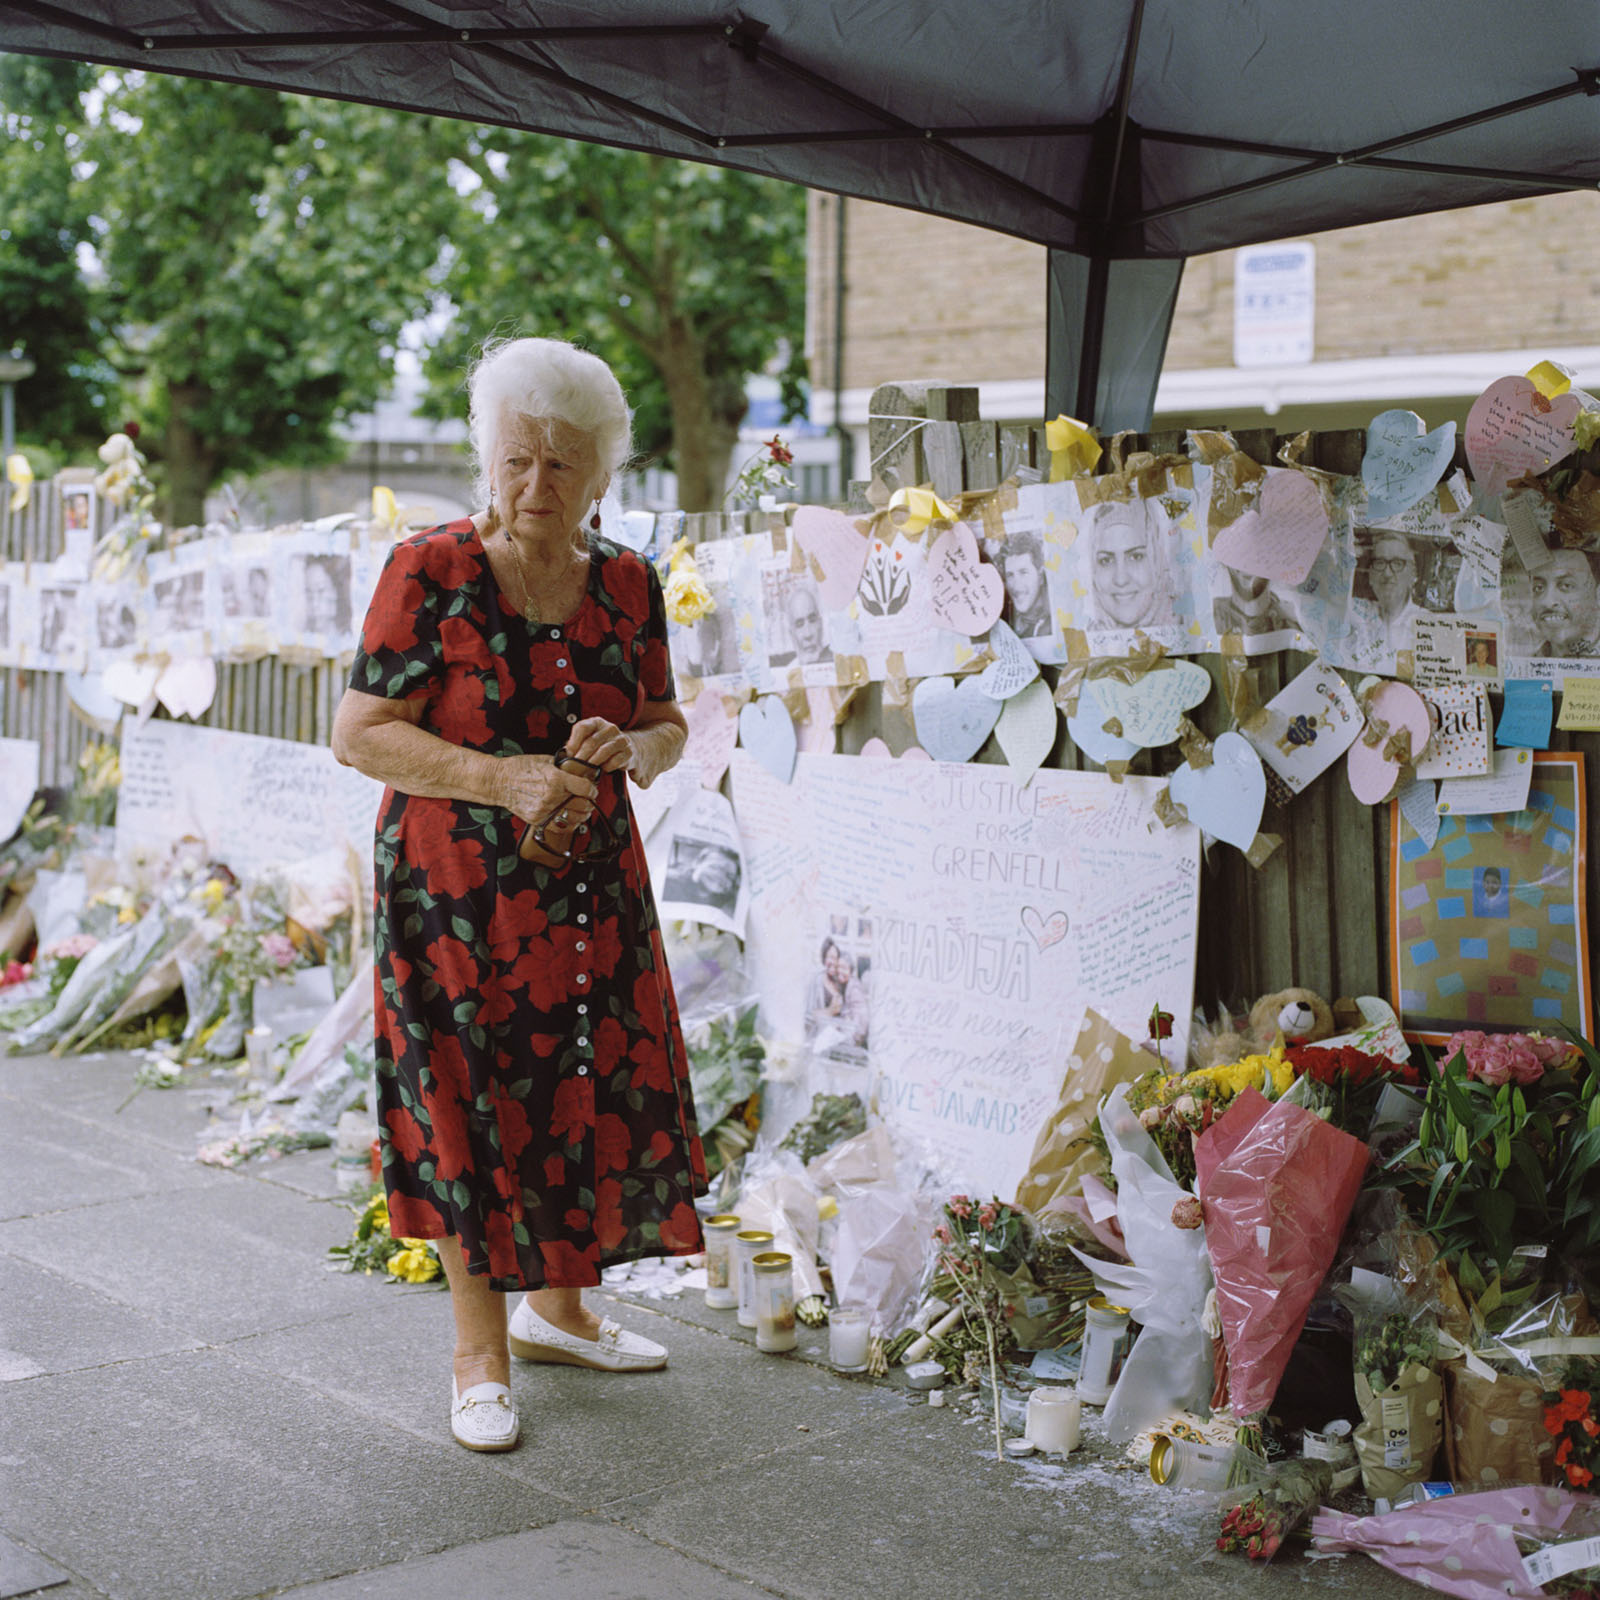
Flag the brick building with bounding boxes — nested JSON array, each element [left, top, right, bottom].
[[805, 190, 1600, 479]]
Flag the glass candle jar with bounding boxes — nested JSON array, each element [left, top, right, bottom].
[[702, 1214, 741, 1309], [1076, 1296, 1132, 1405], [1025, 1386, 1081, 1452], [827, 1304, 872, 1372], [734, 1228, 774, 1328], [752, 1250, 797, 1353]]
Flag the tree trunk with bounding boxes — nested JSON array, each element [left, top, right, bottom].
[[162, 384, 220, 528], [657, 321, 740, 512]]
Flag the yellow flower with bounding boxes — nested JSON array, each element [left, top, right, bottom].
[[200, 878, 228, 914], [663, 539, 716, 625], [362, 1193, 390, 1234], [386, 1243, 442, 1283]]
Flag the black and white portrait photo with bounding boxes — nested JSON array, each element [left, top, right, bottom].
[[221, 564, 272, 621], [762, 570, 832, 670], [153, 571, 206, 633], [661, 837, 742, 918], [95, 595, 138, 651], [291, 552, 352, 637], [38, 585, 82, 659], [998, 529, 1052, 639]]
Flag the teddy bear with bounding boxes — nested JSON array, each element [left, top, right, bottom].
[[1191, 986, 1337, 1067]]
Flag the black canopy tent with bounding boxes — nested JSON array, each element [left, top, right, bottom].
[[4, 1, 1600, 430]]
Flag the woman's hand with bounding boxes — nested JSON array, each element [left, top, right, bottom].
[[496, 753, 598, 826], [565, 717, 635, 775]]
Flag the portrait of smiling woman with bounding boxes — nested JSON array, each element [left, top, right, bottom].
[[1085, 498, 1177, 630], [332, 337, 704, 1455]]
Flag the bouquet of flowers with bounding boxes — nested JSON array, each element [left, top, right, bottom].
[[91, 427, 161, 582], [1283, 1042, 1421, 1135], [724, 434, 795, 510], [1545, 1359, 1600, 1493], [326, 1189, 443, 1284], [1217, 1458, 1333, 1561]]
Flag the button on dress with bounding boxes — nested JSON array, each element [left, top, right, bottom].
[[349, 520, 707, 1289]]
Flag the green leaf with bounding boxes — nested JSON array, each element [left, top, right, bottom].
[[417, 1160, 435, 1182], [453, 1000, 477, 1023], [452, 1179, 471, 1211], [451, 914, 475, 942]]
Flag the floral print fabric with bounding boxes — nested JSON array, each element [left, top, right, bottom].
[[349, 519, 706, 1289]]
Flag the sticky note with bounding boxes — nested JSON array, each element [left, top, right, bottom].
[[1496, 681, 1552, 749], [1510, 952, 1539, 977], [1504, 831, 1532, 852], [1415, 858, 1443, 881], [1541, 968, 1571, 993], [1437, 897, 1467, 919], [1400, 988, 1428, 1011], [1437, 972, 1467, 996], [1514, 883, 1545, 908], [1445, 868, 1475, 890], [1466, 991, 1487, 1022], [1557, 676, 1600, 731], [1400, 883, 1432, 911], [1437, 816, 1460, 837], [1464, 815, 1495, 834], [1551, 939, 1577, 967], [1551, 903, 1576, 925], [1488, 975, 1519, 996], [1400, 835, 1431, 863], [1509, 926, 1539, 950], [1553, 803, 1577, 829], [1530, 789, 1555, 813], [1533, 997, 1563, 1019], [1409, 940, 1440, 966], [1544, 828, 1573, 854], [1458, 937, 1489, 959], [1443, 835, 1474, 862], [1399, 915, 1427, 940]]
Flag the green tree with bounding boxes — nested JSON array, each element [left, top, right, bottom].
[[424, 135, 807, 511], [84, 76, 460, 525], [0, 55, 113, 455]]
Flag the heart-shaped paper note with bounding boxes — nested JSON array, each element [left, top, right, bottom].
[[683, 689, 739, 789], [859, 737, 932, 761], [1067, 678, 1139, 766], [926, 520, 1005, 636], [1347, 680, 1431, 806], [1210, 469, 1329, 585], [1168, 731, 1266, 851], [911, 674, 1002, 763], [791, 505, 872, 614], [103, 658, 161, 709], [738, 695, 798, 784], [1020, 906, 1068, 951], [155, 657, 218, 720], [994, 678, 1057, 785], [976, 618, 1041, 700], [1089, 660, 1211, 748], [1466, 376, 1581, 500], [797, 687, 837, 755], [1362, 409, 1457, 521]]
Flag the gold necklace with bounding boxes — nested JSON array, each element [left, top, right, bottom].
[[503, 526, 586, 625]]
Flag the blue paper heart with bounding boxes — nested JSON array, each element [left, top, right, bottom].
[[1066, 678, 1139, 766], [738, 695, 798, 783], [911, 675, 1001, 763], [1362, 409, 1457, 520]]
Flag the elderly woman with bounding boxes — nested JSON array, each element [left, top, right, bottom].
[[332, 337, 704, 1454]]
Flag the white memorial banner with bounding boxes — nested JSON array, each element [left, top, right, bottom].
[[731, 751, 1200, 1199]]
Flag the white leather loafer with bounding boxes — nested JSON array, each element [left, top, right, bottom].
[[508, 1300, 668, 1372], [450, 1378, 520, 1452]]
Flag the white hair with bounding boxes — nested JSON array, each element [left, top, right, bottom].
[[466, 337, 633, 503]]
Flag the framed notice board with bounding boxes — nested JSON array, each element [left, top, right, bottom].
[[1390, 751, 1591, 1043]]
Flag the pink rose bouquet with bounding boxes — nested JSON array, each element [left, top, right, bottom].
[[1444, 1029, 1570, 1087]]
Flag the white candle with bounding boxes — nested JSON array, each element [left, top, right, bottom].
[[1026, 1386, 1081, 1453], [828, 1304, 872, 1371]]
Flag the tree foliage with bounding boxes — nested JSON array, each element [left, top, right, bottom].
[[423, 135, 807, 510], [83, 75, 459, 525]]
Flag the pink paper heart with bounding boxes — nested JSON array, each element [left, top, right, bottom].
[[926, 520, 1005, 635], [1347, 681, 1431, 806], [859, 735, 932, 761], [1020, 906, 1068, 951], [682, 689, 739, 789], [1466, 376, 1581, 500], [791, 506, 873, 613], [1210, 470, 1328, 585]]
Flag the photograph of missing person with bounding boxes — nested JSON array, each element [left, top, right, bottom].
[[1464, 631, 1499, 677], [1472, 864, 1511, 919], [1084, 498, 1178, 630], [221, 564, 272, 621], [997, 529, 1052, 638], [1528, 545, 1600, 659], [153, 571, 206, 633], [681, 582, 741, 678], [660, 837, 741, 917], [761, 570, 832, 669], [61, 485, 94, 533], [802, 915, 870, 1057], [1347, 528, 1431, 661], [295, 552, 352, 637], [95, 595, 137, 651], [39, 585, 81, 658], [1211, 565, 1298, 638]]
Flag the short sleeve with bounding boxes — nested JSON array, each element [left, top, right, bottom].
[[640, 558, 676, 702], [348, 540, 442, 701]]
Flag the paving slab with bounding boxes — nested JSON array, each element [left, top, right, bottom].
[[0, 1532, 71, 1599], [0, 1053, 226, 1156], [0, 1349, 565, 1600], [231, 1289, 906, 1507], [0, 1174, 369, 1344], [0, 1252, 201, 1381], [271, 1517, 787, 1600]]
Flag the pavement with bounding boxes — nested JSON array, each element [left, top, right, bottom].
[[0, 1046, 1425, 1600]]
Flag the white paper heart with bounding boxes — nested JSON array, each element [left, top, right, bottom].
[[1466, 376, 1581, 500], [796, 687, 837, 754], [738, 695, 798, 784], [103, 658, 161, 708], [911, 675, 1001, 763], [1362, 409, 1457, 520], [1210, 470, 1328, 585], [976, 618, 1041, 700], [1347, 680, 1432, 806], [154, 657, 218, 720], [1089, 661, 1212, 748], [682, 689, 739, 789], [791, 505, 873, 613], [1020, 906, 1068, 951], [1066, 678, 1139, 766], [994, 678, 1057, 786], [858, 736, 930, 761], [65, 671, 125, 730], [926, 520, 1005, 635], [1168, 732, 1266, 851]]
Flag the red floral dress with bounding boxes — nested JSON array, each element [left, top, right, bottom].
[[349, 520, 706, 1290]]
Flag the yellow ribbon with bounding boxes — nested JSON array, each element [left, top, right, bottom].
[[1526, 360, 1574, 400], [1045, 414, 1102, 482], [371, 484, 400, 530], [887, 484, 956, 534], [5, 453, 32, 513]]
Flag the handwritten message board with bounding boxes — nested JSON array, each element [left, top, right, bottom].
[[116, 721, 383, 879], [731, 751, 1200, 1199]]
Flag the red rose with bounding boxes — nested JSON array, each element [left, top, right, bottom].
[[648, 1130, 674, 1163], [589, 918, 624, 980], [386, 1192, 446, 1238], [600, 555, 647, 617], [476, 979, 516, 1027], [633, 970, 666, 1034], [489, 1079, 533, 1164], [564, 1207, 591, 1234], [640, 638, 671, 699], [389, 954, 413, 991], [538, 1237, 600, 1287], [564, 605, 607, 649], [525, 640, 571, 690], [508, 926, 587, 1010], [418, 528, 478, 588], [659, 1202, 702, 1252], [549, 1077, 591, 1144], [404, 803, 487, 898], [594, 1112, 632, 1177], [580, 683, 633, 727], [431, 670, 493, 747], [593, 1016, 630, 1077], [542, 1152, 566, 1187], [489, 890, 549, 965], [385, 1106, 427, 1163], [594, 1177, 627, 1250], [422, 933, 478, 1001], [484, 1208, 520, 1277], [439, 615, 493, 670]]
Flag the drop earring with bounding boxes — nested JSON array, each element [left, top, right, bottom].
[[590, 503, 602, 531]]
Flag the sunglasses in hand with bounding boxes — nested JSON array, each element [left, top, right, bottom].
[[523, 753, 625, 864]]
